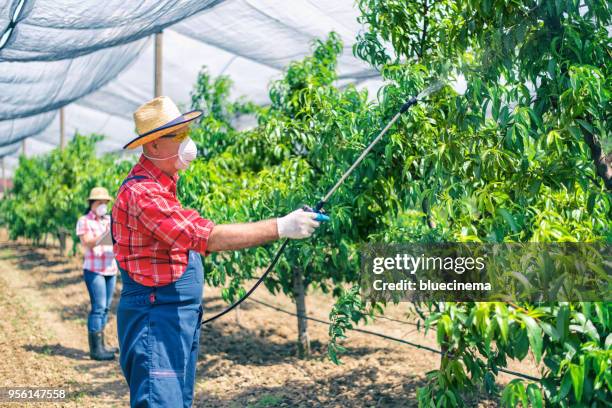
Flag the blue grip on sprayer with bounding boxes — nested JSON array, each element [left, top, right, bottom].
[[314, 213, 330, 222], [302, 205, 330, 222]]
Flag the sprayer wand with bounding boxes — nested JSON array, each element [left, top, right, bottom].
[[202, 89, 433, 325], [311, 97, 418, 213]]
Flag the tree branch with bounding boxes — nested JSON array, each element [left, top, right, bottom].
[[419, 0, 429, 60], [583, 131, 612, 191]]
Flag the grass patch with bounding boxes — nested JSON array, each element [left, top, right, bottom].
[[250, 393, 286, 407]]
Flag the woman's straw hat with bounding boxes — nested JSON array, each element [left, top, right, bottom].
[[88, 187, 112, 202], [123, 96, 202, 149]]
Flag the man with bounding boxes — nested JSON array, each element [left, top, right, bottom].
[[112, 96, 321, 407]]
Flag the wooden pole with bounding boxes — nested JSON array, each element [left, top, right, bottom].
[[21, 139, 26, 156], [59, 107, 65, 149], [154, 31, 163, 97], [1, 158, 6, 196]]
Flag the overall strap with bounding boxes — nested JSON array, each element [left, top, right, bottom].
[[121, 175, 148, 186], [111, 175, 149, 245]]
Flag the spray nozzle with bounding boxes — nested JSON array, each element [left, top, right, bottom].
[[400, 97, 418, 113], [399, 81, 447, 113]]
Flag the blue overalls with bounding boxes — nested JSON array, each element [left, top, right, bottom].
[[114, 176, 204, 408]]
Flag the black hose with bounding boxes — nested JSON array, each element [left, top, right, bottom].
[[201, 239, 289, 325]]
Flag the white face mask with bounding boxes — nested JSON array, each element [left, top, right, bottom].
[[95, 203, 108, 217], [143, 137, 198, 170], [175, 137, 198, 169]]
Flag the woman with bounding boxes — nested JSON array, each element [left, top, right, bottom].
[[76, 186, 118, 361]]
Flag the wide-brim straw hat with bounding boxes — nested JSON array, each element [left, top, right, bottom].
[[123, 96, 202, 149], [88, 187, 112, 201]]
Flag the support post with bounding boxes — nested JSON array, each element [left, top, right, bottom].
[[21, 139, 25, 156], [154, 32, 163, 97], [1, 157, 6, 196]]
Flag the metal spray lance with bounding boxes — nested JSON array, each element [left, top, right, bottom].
[[202, 81, 446, 325]]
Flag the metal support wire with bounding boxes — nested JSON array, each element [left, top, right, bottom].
[[245, 297, 542, 383]]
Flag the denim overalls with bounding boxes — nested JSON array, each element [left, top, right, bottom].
[[114, 176, 204, 408]]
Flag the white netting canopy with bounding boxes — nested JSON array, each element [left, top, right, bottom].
[[0, 0, 383, 177]]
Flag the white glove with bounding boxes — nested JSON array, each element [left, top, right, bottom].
[[277, 208, 321, 239]]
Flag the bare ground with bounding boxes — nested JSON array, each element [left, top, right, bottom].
[[0, 232, 539, 407]]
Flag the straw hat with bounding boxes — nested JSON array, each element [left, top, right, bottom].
[[123, 96, 202, 149], [88, 187, 112, 202]]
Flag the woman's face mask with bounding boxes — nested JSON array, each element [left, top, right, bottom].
[[143, 136, 198, 170], [95, 203, 108, 217]]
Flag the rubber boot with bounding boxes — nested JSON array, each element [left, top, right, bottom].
[[100, 330, 119, 354], [88, 331, 115, 361]]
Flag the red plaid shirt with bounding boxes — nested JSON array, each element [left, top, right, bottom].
[[112, 155, 215, 287]]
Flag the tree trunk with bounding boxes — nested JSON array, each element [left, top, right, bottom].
[[292, 266, 310, 358], [58, 230, 67, 256], [235, 303, 242, 327], [421, 196, 437, 229]]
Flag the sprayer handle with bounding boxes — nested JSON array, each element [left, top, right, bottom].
[[302, 205, 330, 222]]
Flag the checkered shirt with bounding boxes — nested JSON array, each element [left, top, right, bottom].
[[111, 155, 215, 287], [76, 212, 118, 275]]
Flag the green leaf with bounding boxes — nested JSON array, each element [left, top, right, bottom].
[[569, 362, 585, 402], [583, 319, 600, 343], [587, 193, 597, 214], [514, 329, 530, 360], [547, 59, 556, 78], [521, 314, 543, 363], [498, 208, 518, 232], [576, 119, 593, 134], [527, 383, 543, 408], [496, 314, 509, 343], [540, 322, 560, 342], [559, 371, 572, 400], [556, 305, 570, 342]]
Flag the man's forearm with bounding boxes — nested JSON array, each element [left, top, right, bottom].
[[206, 218, 279, 252]]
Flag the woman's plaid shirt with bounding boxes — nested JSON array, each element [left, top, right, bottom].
[[76, 211, 118, 275]]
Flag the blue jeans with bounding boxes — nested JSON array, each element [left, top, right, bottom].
[[83, 269, 117, 333]]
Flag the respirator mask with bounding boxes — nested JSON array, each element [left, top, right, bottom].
[[95, 203, 108, 217], [143, 133, 198, 170]]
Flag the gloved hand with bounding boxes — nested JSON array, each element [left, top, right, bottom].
[[277, 208, 321, 239]]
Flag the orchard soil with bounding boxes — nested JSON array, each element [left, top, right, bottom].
[[0, 230, 539, 407]]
